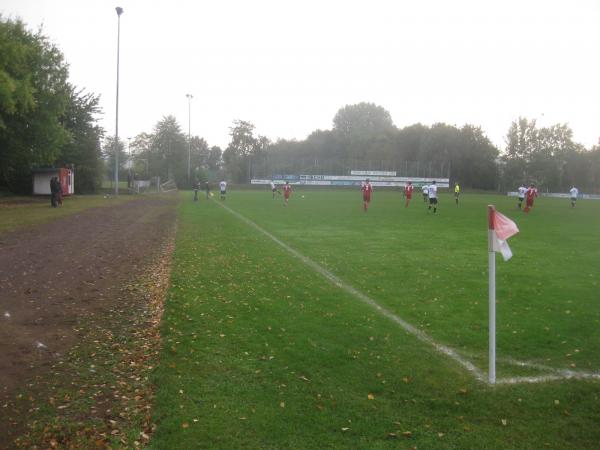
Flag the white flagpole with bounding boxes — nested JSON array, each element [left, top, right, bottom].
[[488, 205, 496, 384]]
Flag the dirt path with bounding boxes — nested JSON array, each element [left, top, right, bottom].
[[0, 195, 178, 446]]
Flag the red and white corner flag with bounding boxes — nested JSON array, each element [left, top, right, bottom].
[[487, 205, 519, 384], [489, 208, 519, 261]]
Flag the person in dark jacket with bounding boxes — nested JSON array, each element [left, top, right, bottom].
[[50, 177, 59, 207], [56, 178, 63, 206]]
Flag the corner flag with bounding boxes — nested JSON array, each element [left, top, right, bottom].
[[490, 208, 519, 261], [487, 205, 519, 384]]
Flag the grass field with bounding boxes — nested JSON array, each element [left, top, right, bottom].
[[151, 189, 600, 448], [100, 180, 130, 190], [0, 194, 135, 234]]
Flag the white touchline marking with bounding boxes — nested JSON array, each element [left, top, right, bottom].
[[494, 358, 600, 384], [213, 200, 600, 385], [497, 372, 600, 385], [464, 352, 600, 378]]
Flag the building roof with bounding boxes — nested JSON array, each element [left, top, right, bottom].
[[31, 168, 62, 174]]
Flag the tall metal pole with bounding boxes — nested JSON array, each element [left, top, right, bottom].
[[186, 94, 193, 182], [114, 6, 124, 195]]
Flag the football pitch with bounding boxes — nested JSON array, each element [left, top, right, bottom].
[[152, 189, 600, 448]]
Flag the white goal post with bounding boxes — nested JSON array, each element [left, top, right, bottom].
[[160, 179, 178, 192]]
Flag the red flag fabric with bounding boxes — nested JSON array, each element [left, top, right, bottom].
[[493, 210, 519, 241]]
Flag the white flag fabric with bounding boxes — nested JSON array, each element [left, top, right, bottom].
[[492, 234, 513, 261], [491, 210, 519, 261]]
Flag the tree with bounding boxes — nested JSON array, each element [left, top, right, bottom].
[[456, 125, 499, 189], [206, 146, 222, 172], [502, 118, 584, 191], [102, 136, 127, 182], [56, 87, 104, 193], [149, 115, 187, 185], [223, 120, 258, 182], [190, 136, 209, 173], [331, 103, 396, 169], [534, 124, 581, 190], [333, 102, 394, 138], [0, 17, 70, 192], [128, 132, 153, 178], [588, 141, 600, 193], [129, 118, 211, 187], [395, 123, 429, 162], [505, 117, 538, 160]]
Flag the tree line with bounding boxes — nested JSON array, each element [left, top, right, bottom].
[[221, 104, 600, 193], [2, 16, 599, 194]]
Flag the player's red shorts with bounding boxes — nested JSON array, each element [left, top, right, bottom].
[[406, 193, 412, 199], [526, 198, 534, 207], [363, 193, 371, 202]]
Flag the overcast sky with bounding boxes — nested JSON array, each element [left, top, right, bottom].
[[2, 0, 599, 151]]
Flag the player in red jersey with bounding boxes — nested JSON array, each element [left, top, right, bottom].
[[524, 184, 538, 213], [361, 178, 373, 212], [282, 181, 292, 205], [403, 181, 413, 208]]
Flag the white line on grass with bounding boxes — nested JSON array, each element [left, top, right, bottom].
[[214, 200, 600, 385], [463, 351, 600, 380], [494, 358, 600, 384], [497, 372, 600, 385]]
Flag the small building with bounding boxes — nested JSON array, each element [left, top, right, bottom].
[[32, 168, 75, 196]]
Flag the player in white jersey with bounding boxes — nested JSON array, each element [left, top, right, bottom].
[[569, 186, 579, 207], [219, 180, 227, 200], [517, 185, 527, 209], [422, 185, 429, 202], [427, 180, 438, 213]]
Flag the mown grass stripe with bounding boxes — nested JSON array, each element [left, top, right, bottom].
[[214, 199, 488, 383]]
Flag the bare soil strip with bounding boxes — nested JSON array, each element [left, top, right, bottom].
[[0, 196, 178, 448]]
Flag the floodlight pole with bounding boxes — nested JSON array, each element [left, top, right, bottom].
[[114, 6, 124, 195], [186, 94, 193, 182]]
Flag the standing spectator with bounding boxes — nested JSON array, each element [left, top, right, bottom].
[[204, 181, 211, 199], [56, 177, 63, 206], [361, 178, 373, 212], [524, 184, 538, 213], [282, 181, 292, 205], [569, 186, 579, 208], [454, 182, 460, 206], [50, 177, 58, 207], [192, 179, 200, 202], [428, 180, 438, 214], [404, 181, 413, 208], [219, 180, 227, 200], [517, 184, 527, 209], [422, 184, 429, 202]]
